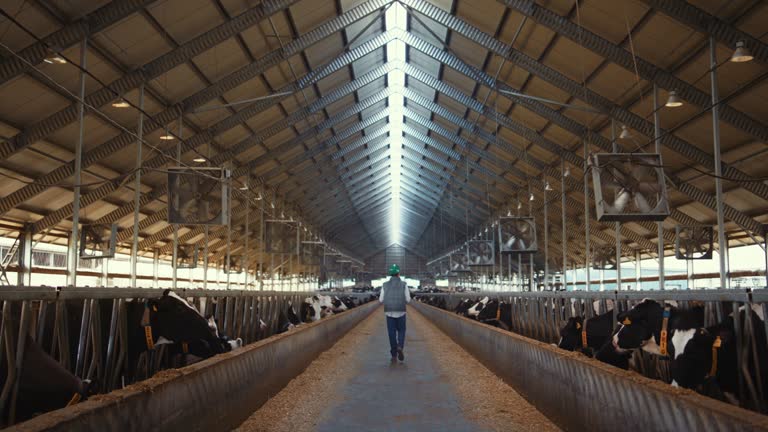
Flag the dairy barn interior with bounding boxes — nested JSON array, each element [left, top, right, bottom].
[[0, 0, 767, 430]]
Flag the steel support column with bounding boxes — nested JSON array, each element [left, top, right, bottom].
[[16, 226, 32, 286], [203, 226, 209, 289], [67, 38, 87, 287], [611, 120, 622, 292], [129, 85, 145, 288], [584, 140, 591, 291], [244, 181, 250, 290], [153, 249, 159, 288], [653, 85, 665, 290], [710, 37, 728, 290], [561, 159, 567, 291], [172, 115, 182, 290], [543, 186, 549, 289]]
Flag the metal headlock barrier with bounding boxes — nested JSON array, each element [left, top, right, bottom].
[[417, 289, 768, 416], [0, 286, 373, 427], [412, 300, 768, 432]]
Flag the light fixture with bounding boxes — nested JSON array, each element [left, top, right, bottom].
[[255, 193, 262, 201], [665, 90, 683, 108], [619, 125, 632, 139], [192, 156, 207, 163], [564, 165, 571, 177], [529, 192, 535, 201], [111, 98, 130, 108], [43, 49, 67, 65], [731, 41, 754, 63], [239, 184, 248, 191], [159, 133, 175, 140], [507, 209, 512, 217], [544, 180, 553, 191], [517, 201, 522, 210]]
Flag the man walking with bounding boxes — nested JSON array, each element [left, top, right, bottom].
[[379, 264, 411, 362]]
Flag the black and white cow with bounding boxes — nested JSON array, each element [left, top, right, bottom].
[[454, 299, 474, 316], [125, 290, 239, 381], [475, 299, 512, 330], [557, 309, 632, 370], [3, 333, 95, 422], [670, 305, 767, 405], [278, 301, 302, 333], [613, 299, 704, 358], [466, 297, 490, 319]]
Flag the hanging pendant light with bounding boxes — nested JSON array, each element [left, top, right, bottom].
[[507, 209, 512, 217], [111, 98, 130, 108], [665, 90, 683, 107], [529, 192, 535, 201], [544, 180, 553, 191], [619, 125, 632, 139], [564, 165, 570, 177], [731, 41, 754, 63], [517, 201, 522, 210], [160, 132, 175, 140], [43, 48, 67, 64]]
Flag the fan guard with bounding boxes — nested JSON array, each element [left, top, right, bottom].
[[591, 153, 670, 222]]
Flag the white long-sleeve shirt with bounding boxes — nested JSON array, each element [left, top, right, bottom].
[[379, 280, 411, 318]]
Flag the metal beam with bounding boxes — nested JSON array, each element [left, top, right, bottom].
[[640, 0, 768, 65], [0, 0, 157, 86], [496, 0, 768, 144]]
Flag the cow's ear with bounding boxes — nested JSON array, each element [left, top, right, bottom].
[[162, 289, 171, 297]]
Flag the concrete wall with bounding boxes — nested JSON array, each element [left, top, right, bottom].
[[15, 302, 379, 432], [412, 302, 768, 432]]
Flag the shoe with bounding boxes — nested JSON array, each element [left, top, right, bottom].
[[397, 348, 404, 362], [390, 356, 397, 364]]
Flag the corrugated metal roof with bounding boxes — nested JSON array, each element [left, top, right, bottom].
[[0, 0, 765, 272]]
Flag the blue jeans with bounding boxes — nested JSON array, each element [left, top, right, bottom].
[[386, 315, 406, 357]]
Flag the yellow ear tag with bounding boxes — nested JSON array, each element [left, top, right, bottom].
[[713, 336, 722, 348], [622, 317, 632, 325], [152, 305, 158, 312], [575, 322, 581, 329]]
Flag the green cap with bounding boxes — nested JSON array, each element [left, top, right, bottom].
[[388, 264, 400, 276]]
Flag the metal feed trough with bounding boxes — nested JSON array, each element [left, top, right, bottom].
[[421, 289, 768, 414], [0, 286, 371, 426]]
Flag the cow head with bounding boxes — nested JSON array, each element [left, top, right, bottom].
[[613, 299, 664, 350], [146, 290, 225, 357], [286, 302, 301, 326], [300, 300, 317, 323], [476, 300, 499, 321], [557, 317, 584, 351], [670, 327, 730, 390], [594, 341, 631, 370], [331, 296, 348, 313]]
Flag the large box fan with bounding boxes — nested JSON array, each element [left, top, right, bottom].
[[591, 153, 670, 222], [675, 225, 714, 260], [79, 224, 117, 259], [467, 240, 495, 266], [167, 167, 230, 225], [498, 217, 537, 253]]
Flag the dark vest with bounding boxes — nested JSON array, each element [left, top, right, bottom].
[[382, 277, 407, 312]]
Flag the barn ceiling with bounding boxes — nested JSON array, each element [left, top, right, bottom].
[[0, 0, 766, 268]]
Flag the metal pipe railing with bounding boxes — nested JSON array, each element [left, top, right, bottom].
[[419, 288, 768, 413], [0, 286, 373, 426]]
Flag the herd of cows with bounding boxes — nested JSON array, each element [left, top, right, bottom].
[[417, 295, 767, 409], [1, 290, 375, 424]]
